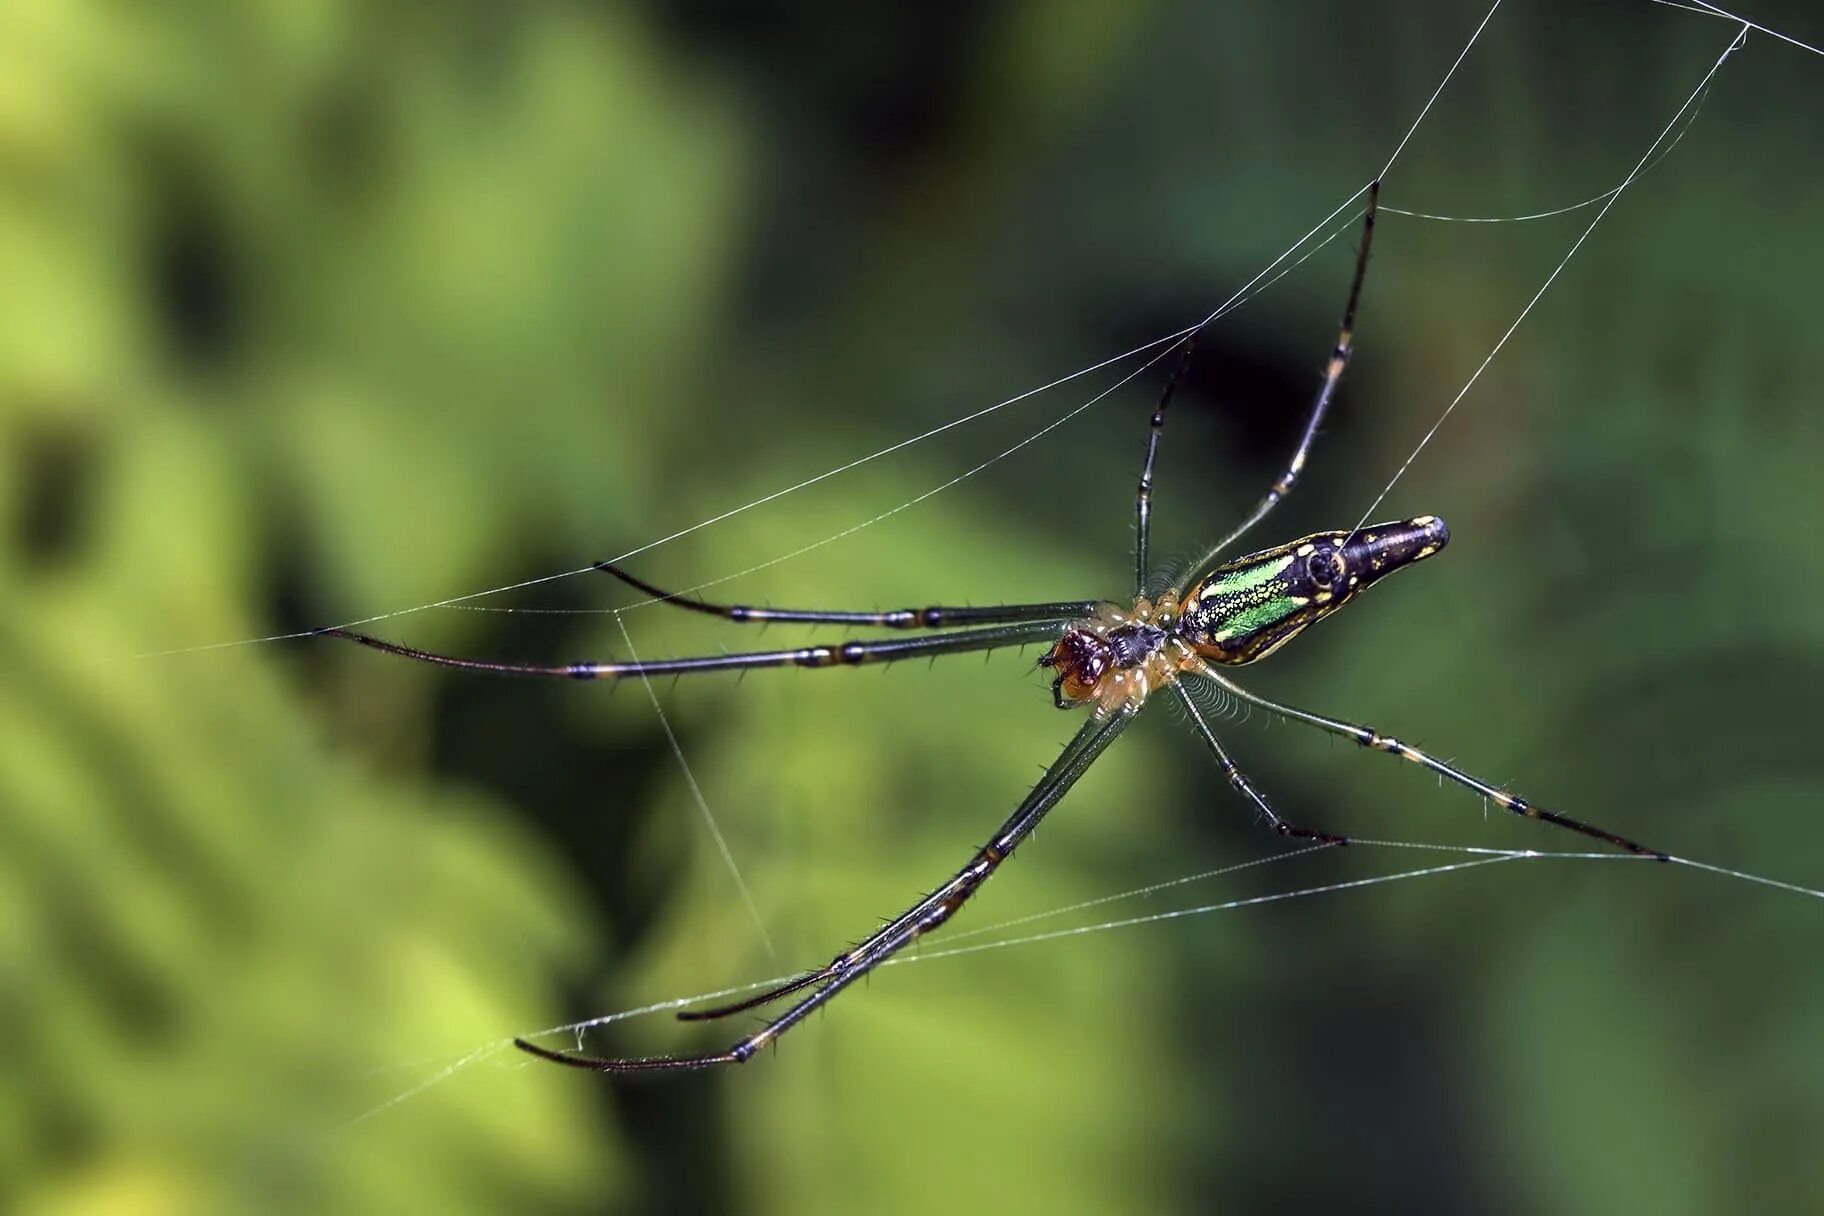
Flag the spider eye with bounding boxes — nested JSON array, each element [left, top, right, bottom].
[[1306, 552, 1337, 584]]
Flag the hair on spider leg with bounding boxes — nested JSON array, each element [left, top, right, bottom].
[[1142, 550, 1196, 602], [1180, 670, 1242, 723]]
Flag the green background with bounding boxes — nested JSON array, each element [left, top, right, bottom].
[[5, 1, 1823, 1212]]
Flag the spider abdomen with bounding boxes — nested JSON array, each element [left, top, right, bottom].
[[1178, 517, 1450, 665]]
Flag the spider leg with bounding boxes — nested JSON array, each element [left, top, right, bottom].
[[595, 562, 1098, 631], [514, 706, 1137, 1073], [1195, 669, 1668, 859], [320, 619, 1068, 680], [674, 970, 823, 1023], [1171, 684, 1346, 845], [678, 698, 1135, 1023], [1187, 180, 1379, 580], [1133, 338, 1197, 596]]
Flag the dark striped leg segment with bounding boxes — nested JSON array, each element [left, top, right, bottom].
[[320, 619, 1070, 681], [1196, 670, 1667, 859], [1188, 180, 1380, 578], [1172, 684, 1347, 845], [1133, 338, 1197, 596], [513, 706, 1137, 1073], [596, 562, 1099, 631]]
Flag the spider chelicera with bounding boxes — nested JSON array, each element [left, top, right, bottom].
[[323, 180, 1665, 1075]]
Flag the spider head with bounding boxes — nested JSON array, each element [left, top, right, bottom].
[[1038, 628, 1113, 709], [1181, 516, 1449, 665]]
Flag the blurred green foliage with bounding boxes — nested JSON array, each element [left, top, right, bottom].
[[4, 1, 1823, 1213]]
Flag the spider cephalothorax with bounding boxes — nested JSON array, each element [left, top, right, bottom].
[[1039, 596, 1198, 716]]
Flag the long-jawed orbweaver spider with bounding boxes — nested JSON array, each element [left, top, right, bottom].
[[322, 180, 1665, 1074]]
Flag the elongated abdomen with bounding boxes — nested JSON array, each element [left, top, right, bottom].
[[1180, 517, 1448, 664]]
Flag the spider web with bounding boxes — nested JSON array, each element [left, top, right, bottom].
[[126, 1, 1807, 656], [339, 836, 1824, 1132], [119, 0, 1824, 1130]]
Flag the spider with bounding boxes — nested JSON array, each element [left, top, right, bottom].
[[322, 180, 1665, 1074]]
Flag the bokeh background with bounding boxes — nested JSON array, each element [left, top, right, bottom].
[[5, 1, 1823, 1212]]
